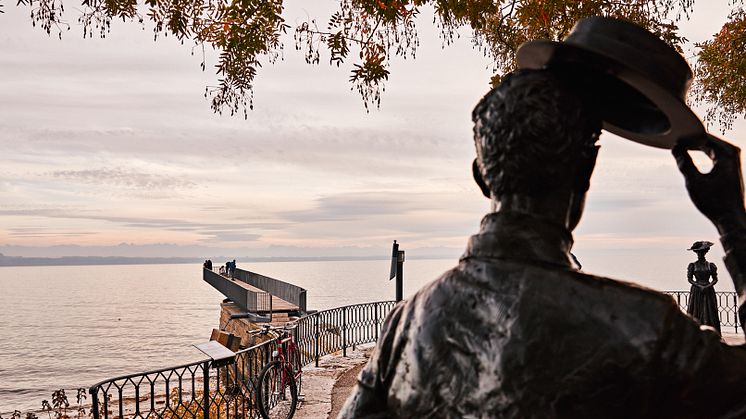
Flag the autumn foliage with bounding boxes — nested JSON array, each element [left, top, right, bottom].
[[693, 7, 746, 130], [7, 0, 746, 127]]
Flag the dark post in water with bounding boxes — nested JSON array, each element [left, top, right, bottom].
[[390, 240, 405, 302]]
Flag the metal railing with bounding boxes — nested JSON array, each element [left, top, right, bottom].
[[88, 300, 397, 419], [90, 339, 276, 419], [294, 300, 398, 367], [256, 292, 272, 313], [665, 290, 740, 333]]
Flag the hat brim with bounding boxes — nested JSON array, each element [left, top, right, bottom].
[[516, 40, 705, 149], [688, 241, 714, 251]]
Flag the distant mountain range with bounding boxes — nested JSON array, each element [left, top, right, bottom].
[[0, 254, 455, 267], [0, 254, 200, 266]]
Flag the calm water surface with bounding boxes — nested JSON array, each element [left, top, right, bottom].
[[0, 259, 455, 413]]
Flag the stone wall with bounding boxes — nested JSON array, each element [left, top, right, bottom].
[[218, 301, 299, 350]]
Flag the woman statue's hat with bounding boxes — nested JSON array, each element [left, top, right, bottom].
[[516, 17, 705, 149], [688, 241, 714, 251]]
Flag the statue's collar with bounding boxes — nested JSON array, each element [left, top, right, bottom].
[[462, 211, 574, 268]]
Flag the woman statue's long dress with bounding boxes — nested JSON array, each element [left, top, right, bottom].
[[686, 241, 721, 335]]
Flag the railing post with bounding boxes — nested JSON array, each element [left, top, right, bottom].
[[375, 303, 379, 341], [342, 306, 348, 357], [314, 314, 320, 367], [90, 388, 100, 419], [300, 290, 307, 312], [735, 293, 739, 334], [202, 361, 210, 419]]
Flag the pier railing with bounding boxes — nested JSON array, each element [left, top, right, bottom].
[[664, 290, 740, 333], [88, 300, 397, 419], [203, 269, 274, 313], [233, 269, 307, 313], [203, 268, 307, 313]]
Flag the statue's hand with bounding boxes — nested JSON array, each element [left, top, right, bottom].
[[672, 134, 746, 234]]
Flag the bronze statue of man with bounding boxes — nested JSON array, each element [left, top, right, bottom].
[[340, 17, 746, 419]]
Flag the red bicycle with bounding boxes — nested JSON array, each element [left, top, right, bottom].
[[252, 324, 303, 419]]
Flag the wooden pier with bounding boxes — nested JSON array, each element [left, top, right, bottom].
[[203, 267, 307, 315], [230, 277, 300, 312]]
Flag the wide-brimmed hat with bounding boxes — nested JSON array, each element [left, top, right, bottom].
[[516, 17, 704, 149], [688, 241, 714, 251]]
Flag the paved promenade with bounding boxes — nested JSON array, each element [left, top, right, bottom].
[[722, 332, 744, 345], [295, 344, 374, 419]]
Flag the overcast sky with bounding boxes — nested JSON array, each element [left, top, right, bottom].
[[1, 1, 745, 289]]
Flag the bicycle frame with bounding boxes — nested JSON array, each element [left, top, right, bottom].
[[273, 332, 302, 386]]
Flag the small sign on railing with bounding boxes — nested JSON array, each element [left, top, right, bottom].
[[193, 341, 235, 367]]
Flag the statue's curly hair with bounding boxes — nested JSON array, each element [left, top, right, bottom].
[[472, 69, 601, 198]]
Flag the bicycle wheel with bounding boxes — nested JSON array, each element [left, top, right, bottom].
[[256, 360, 298, 419]]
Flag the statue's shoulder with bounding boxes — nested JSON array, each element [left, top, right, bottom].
[[405, 266, 470, 309], [569, 271, 680, 311], [376, 265, 485, 336], [411, 263, 472, 290]]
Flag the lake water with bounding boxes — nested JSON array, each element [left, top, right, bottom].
[[0, 259, 455, 413]]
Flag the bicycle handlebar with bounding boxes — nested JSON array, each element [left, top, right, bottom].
[[247, 322, 297, 336]]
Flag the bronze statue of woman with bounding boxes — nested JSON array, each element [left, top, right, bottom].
[[686, 241, 721, 335]]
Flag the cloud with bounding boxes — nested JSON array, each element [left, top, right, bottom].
[[274, 190, 483, 247], [8, 227, 97, 238], [584, 196, 652, 212], [0, 206, 275, 242], [200, 230, 262, 242], [281, 192, 432, 222], [50, 167, 196, 190], [0, 123, 472, 180]]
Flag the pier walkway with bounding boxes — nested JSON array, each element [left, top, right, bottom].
[[229, 278, 299, 312], [203, 267, 307, 315]]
